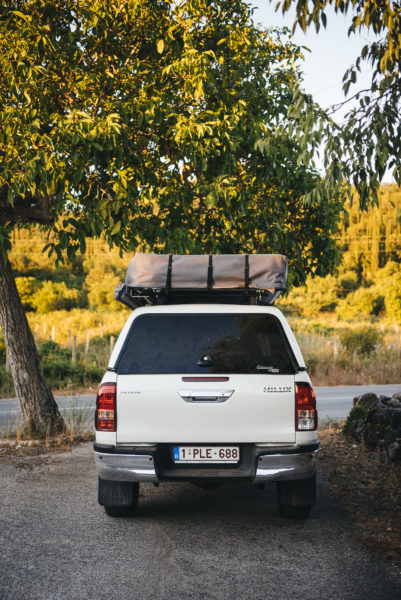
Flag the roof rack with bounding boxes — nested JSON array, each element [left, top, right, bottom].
[[114, 253, 287, 310]]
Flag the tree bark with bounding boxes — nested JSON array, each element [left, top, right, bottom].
[[0, 251, 65, 435]]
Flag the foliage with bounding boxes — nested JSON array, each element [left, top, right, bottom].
[[279, 185, 401, 321], [272, 0, 401, 206], [342, 405, 370, 438], [0, 0, 343, 284], [37, 340, 103, 388], [29, 281, 82, 313], [335, 287, 384, 320], [0, 366, 14, 394], [339, 326, 382, 356], [337, 186, 401, 281], [15, 276, 40, 311], [84, 255, 126, 310], [280, 274, 339, 315], [384, 273, 401, 321]]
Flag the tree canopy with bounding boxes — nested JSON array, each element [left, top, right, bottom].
[[1, 0, 343, 283], [271, 0, 401, 208]]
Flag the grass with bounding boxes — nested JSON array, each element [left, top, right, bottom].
[[1, 309, 401, 397], [27, 308, 130, 345], [0, 399, 94, 451], [287, 315, 401, 386]]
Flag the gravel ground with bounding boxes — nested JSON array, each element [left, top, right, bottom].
[[1, 441, 401, 600], [319, 427, 401, 572]]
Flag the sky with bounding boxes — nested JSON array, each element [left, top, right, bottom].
[[251, 2, 375, 112], [249, 2, 393, 181]]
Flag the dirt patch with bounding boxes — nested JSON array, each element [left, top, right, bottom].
[[0, 433, 94, 457], [319, 427, 401, 570]]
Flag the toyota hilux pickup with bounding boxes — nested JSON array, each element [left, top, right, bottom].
[[93, 254, 318, 518]]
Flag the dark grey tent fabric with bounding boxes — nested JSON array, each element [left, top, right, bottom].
[[123, 253, 287, 291]]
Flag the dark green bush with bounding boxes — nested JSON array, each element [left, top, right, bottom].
[[342, 405, 370, 437], [0, 367, 14, 394], [0, 338, 6, 363], [340, 327, 382, 356]]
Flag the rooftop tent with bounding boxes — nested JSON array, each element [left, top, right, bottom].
[[115, 253, 288, 309]]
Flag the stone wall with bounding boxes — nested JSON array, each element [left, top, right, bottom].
[[343, 393, 401, 464]]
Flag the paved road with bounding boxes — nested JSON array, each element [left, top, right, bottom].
[[0, 443, 400, 600], [1, 384, 400, 430]]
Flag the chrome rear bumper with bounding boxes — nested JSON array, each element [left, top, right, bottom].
[[254, 450, 318, 482], [94, 451, 158, 483], [94, 445, 318, 483]]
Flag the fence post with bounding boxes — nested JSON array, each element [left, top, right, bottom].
[[85, 328, 90, 355], [333, 335, 338, 358], [110, 336, 115, 356], [51, 325, 56, 342], [72, 336, 77, 363]]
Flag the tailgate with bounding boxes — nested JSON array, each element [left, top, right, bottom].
[[116, 374, 295, 444]]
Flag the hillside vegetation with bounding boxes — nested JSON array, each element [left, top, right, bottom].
[[1, 185, 401, 391]]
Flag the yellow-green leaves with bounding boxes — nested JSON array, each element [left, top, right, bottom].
[[0, 0, 342, 282]]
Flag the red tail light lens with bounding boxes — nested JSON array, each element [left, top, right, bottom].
[[95, 383, 116, 432], [296, 383, 317, 431]]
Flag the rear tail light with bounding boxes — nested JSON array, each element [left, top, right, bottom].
[[296, 383, 317, 431], [95, 382, 116, 432]]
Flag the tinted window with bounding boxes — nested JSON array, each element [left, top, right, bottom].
[[117, 314, 296, 375]]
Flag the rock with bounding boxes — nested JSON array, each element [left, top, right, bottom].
[[378, 395, 394, 408], [388, 442, 401, 462], [390, 410, 401, 429], [354, 393, 378, 409]]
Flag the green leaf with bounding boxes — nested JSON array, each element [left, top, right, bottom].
[[111, 221, 121, 235]]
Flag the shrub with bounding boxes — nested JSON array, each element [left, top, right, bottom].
[[15, 276, 42, 311], [340, 327, 382, 356], [84, 256, 125, 310], [384, 273, 401, 321], [31, 281, 82, 313], [0, 337, 6, 363], [281, 274, 339, 315], [0, 366, 14, 394], [87, 272, 122, 310], [342, 405, 370, 437], [336, 287, 384, 320], [373, 261, 401, 282], [338, 271, 359, 295]]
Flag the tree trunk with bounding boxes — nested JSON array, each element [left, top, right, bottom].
[[0, 251, 65, 436]]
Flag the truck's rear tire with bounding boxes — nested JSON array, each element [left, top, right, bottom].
[[277, 504, 311, 519], [98, 478, 139, 518], [276, 475, 316, 519], [104, 504, 138, 518]]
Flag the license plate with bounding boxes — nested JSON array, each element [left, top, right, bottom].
[[173, 446, 240, 463]]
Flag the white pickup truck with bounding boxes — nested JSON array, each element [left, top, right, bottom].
[[93, 255, 318, 519]]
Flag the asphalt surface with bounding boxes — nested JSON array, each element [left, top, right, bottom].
[[1, 384, 401, 430], [1, 443, 400, 600]]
